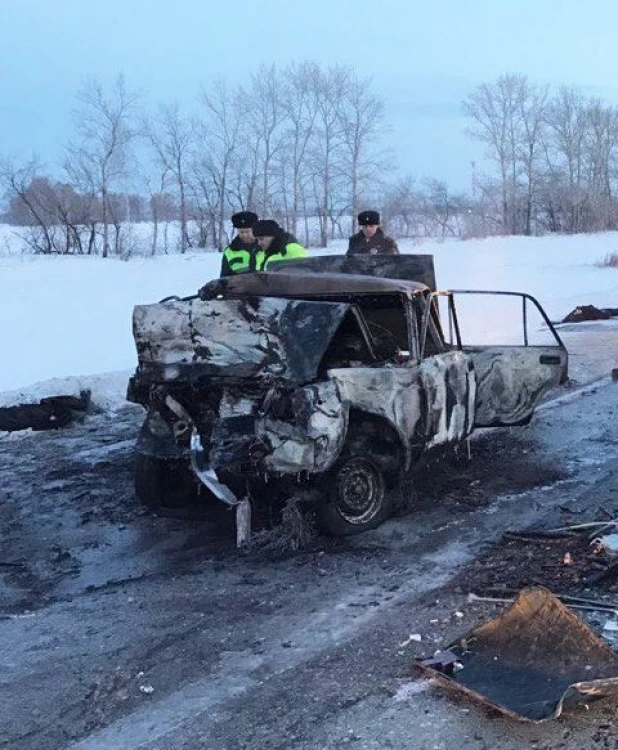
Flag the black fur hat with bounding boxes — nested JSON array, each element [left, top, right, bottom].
[[252, 219, 280, 237], [231, 211, 258, 229], [358, 210, 380, 226]]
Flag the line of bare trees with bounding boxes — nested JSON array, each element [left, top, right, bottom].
[[5, 68, 618, 257], [464, 73, 618, 236], [1, 63, 400, 256]]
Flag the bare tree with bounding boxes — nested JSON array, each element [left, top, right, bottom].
[[310, 66, 349, 246], [543, 87, 589, 233], [240, 65, 287, 218], [145, 102, 193, 252], [195, 80, 242, 249], [278, 62, 318, 238], [382, 176, 419, 237], [518, 82, 549, 235], [144, 168, 169, 255], [338, 71, 388, 234], [423, 178, 462, 237], [0, 159, 102, 254], [65, 74, 138, 257], [0, 159, 54, 252], [463, 74, 529, 234], [584, 99, 618, 230]]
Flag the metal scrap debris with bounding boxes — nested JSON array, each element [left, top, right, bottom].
[[417, 587, 618, 722]]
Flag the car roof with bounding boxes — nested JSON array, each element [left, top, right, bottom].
[[215, 271, 429, 298]]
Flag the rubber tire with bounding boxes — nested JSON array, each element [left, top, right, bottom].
[[317, 454, 393, 536], [134, 454, 199, 510]]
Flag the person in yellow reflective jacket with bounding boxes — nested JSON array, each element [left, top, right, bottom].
[[220, 211, 260, 277], [251, 219, 308, 270]]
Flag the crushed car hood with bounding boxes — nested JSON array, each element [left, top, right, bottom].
[[133, 296, 353, 384]]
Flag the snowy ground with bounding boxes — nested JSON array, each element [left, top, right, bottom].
[[0, 226, 617, 404]]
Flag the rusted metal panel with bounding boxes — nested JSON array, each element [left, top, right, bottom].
[[417, 587, 618, 722]]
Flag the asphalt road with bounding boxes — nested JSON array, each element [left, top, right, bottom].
[[1, 371, 617, 749]]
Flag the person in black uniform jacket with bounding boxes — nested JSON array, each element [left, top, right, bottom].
[[346, 210, 399, 256], [220, 211, 260, 276]]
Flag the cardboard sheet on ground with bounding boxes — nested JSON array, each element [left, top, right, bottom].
[[417, 587, 618, 721]]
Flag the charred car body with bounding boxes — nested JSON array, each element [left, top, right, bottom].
[[127, 255, 568, 540]]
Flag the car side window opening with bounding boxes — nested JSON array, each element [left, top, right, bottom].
[[319, 309, 376, 370], [360, 295, 409, 361], [445, 291, 565, 348], [319, 294, 409, 370]]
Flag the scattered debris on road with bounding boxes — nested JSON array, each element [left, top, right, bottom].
[[0, 390, 91, 432], [417, 587, 618, 722], [452, 517, 618, 597], [399, 633, 422, 648]]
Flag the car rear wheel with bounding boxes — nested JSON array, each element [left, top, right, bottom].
[[317, 454, 392, 536]]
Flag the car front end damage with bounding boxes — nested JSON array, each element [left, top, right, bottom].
[[129, 380, 353, 545], [127, 293, 364, 542]]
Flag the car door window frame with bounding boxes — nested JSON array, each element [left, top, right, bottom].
[[418, 291, 461, 359], [445, 290, 565, 349]]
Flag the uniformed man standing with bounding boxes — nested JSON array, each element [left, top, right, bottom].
[[346, 210, 399, 256], [251, 219, 308, 270], [220, 211, 260, 277]]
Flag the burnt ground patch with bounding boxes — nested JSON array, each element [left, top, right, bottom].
[[448, 532, 610, 598], [444, 524, 618, 604], [404, 428, 570, 515], [0, 407, 573, 616], [437, 450, 618, 605], [0, 404, 248, 616]]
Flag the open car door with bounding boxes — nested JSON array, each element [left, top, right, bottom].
[[441, 290, 568, 427]]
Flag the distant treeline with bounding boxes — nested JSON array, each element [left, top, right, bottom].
[[2, 68, 618, 256]]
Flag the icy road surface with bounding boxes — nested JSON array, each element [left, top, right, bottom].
[[0, 333, 617, 749]]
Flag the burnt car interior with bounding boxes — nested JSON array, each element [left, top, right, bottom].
[[310, 292, 411, 371], [319, 308, 376, 370]]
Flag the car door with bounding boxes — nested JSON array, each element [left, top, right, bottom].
[[445, 290, 568, 427]]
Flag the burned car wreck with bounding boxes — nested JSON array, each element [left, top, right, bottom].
[[127, 255, 568, 542]]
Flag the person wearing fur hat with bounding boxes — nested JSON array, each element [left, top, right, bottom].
[[346, 210, 399, 256], [220, 211, 260, 277], [251, 219, 308, 270]]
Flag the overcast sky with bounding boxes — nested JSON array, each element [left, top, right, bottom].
[[2, 0, 618, 190]]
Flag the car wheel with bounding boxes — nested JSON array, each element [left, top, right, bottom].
[[317, 455, 392, 536], [134, 454, 200, 510]]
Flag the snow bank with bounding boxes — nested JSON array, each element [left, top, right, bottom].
[[0, 226, 616, 409], [0, 249, 222, 400]]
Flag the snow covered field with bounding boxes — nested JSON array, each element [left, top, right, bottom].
[[0, 227, 617, 407]]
